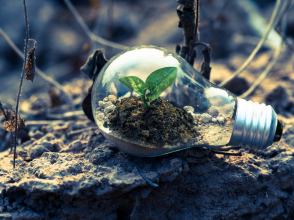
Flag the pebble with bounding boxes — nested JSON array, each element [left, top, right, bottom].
[[183, 106, 194, 113], [103, 97, 109, 102], [208, 106, 219, 117], [104, 105, 116, 114], [212, 118, 217, 123], [217, 116, 225, 124], [99, 100, 114, 109], [193, 114, 201, 121], [97, 113, 105, 121], [108, 95, 117, 104], [200, 113, 212, 123]]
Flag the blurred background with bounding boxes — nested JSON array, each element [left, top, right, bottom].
[[0, 0, 294, 113]]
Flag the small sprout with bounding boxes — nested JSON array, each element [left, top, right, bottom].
[[119, 67, 178, 109], [25, 46, 36, 82]]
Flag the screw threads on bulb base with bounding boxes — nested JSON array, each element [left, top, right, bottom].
[[228, 98, 278, 150]]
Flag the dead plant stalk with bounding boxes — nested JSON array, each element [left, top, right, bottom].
[[13, 0, 29, 168]]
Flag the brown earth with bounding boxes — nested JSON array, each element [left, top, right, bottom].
[[1, 1, 294, 220]]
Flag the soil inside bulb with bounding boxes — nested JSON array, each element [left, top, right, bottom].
[[96, 95, 234, 149], [103, 96, 199, 146]]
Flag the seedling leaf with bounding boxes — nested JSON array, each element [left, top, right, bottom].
[[119, 76, 147, 96], [145, 67, 177, 100]]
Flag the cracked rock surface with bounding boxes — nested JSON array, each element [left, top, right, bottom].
[[0, 116, 294, 220]]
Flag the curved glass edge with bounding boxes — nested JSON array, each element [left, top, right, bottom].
[[91, 45, 238, 156]]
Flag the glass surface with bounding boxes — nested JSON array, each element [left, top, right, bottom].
[[92, 45, 237, 156]]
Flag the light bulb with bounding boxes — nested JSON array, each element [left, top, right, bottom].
[[91, 45, 282, 157]]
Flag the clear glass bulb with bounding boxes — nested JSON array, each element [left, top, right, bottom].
[[91, 45, 282, 157]]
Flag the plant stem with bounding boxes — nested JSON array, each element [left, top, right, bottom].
[[141, 95, 150, 109], [13, 0, 29, 169]]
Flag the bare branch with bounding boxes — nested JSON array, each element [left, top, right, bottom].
[[211, 150, 242, 156], [239, 9, 286, 99], [239, 41, 282, 99], [0, 28, 73, 105], [12, 0, 30, 168], [188, 0, 199, 64], [63, 0, 128, 50], [218, 0, 283, 87]]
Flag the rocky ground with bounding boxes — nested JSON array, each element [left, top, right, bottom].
[[1, 0, 294, 219]]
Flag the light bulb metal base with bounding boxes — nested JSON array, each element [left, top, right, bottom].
[[228, 98, 277, 150]]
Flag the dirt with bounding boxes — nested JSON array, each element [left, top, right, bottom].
[[1, 1, 294, 219], [103, 96, 199, 145], [96, 95, 234, 150]]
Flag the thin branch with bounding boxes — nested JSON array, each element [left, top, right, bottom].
[[275, 27, 294, 52], [274, 0, 294, 52], [24, 120, 66, 127], [239, 39, 282, 99], [211, 150, 242, 156], [63, 0, 128, 50], [216, 146, 242, 151], [13, 0, 30, 168], [0, 28, 73, 105], [129, 192, 140, 220], [188, 0, 200, 64], [135, 165, 159, 187], [239, 25, 284, 98], [218, 0, 283, 87]]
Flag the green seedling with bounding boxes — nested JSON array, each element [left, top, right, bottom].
[[118, 67, 178, 109]]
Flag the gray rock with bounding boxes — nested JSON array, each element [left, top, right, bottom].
[[104, 105, 116, 114], [28, 130, 44, 140], [200, 113, 212, 123], [183, 106, 194, 113], [108, 95, 117, 104], [0, 119, 294, 220], [99, 100, 114, 109], [217, 116, 225, 124], [25, 133, 65, 159], [208, 106, 219, 117]]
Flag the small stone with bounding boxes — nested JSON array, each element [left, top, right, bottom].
[[193, 114, 201, 121], [183, 106, 194, 113], [108, 95, 117, 104], [99, 101, 113, 109], [97, 113, 105, 121], [187, 111, 194, 116], [29, 130, 44, 140], [200, 113, 212, 123], [212, 118, 217, 123], [208, 106, 219, 117], [217, 116, 225, 124], [119, 92, 131, 100], [103, 97, 109, 102], [104, 105, 116, 114], [98, 101, 104, 108]]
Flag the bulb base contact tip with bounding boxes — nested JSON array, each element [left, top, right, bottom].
[[229, 98, 280, 150]]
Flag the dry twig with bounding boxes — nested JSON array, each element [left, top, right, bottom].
[[218, 0, 283, 87], [0, 28, 73, 105], [63, 0, 128, 50], [239, 4, 286, 99], [274, 0, 294, 52], [239, 39, 283, 99], [13, 0, 30, 168]]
